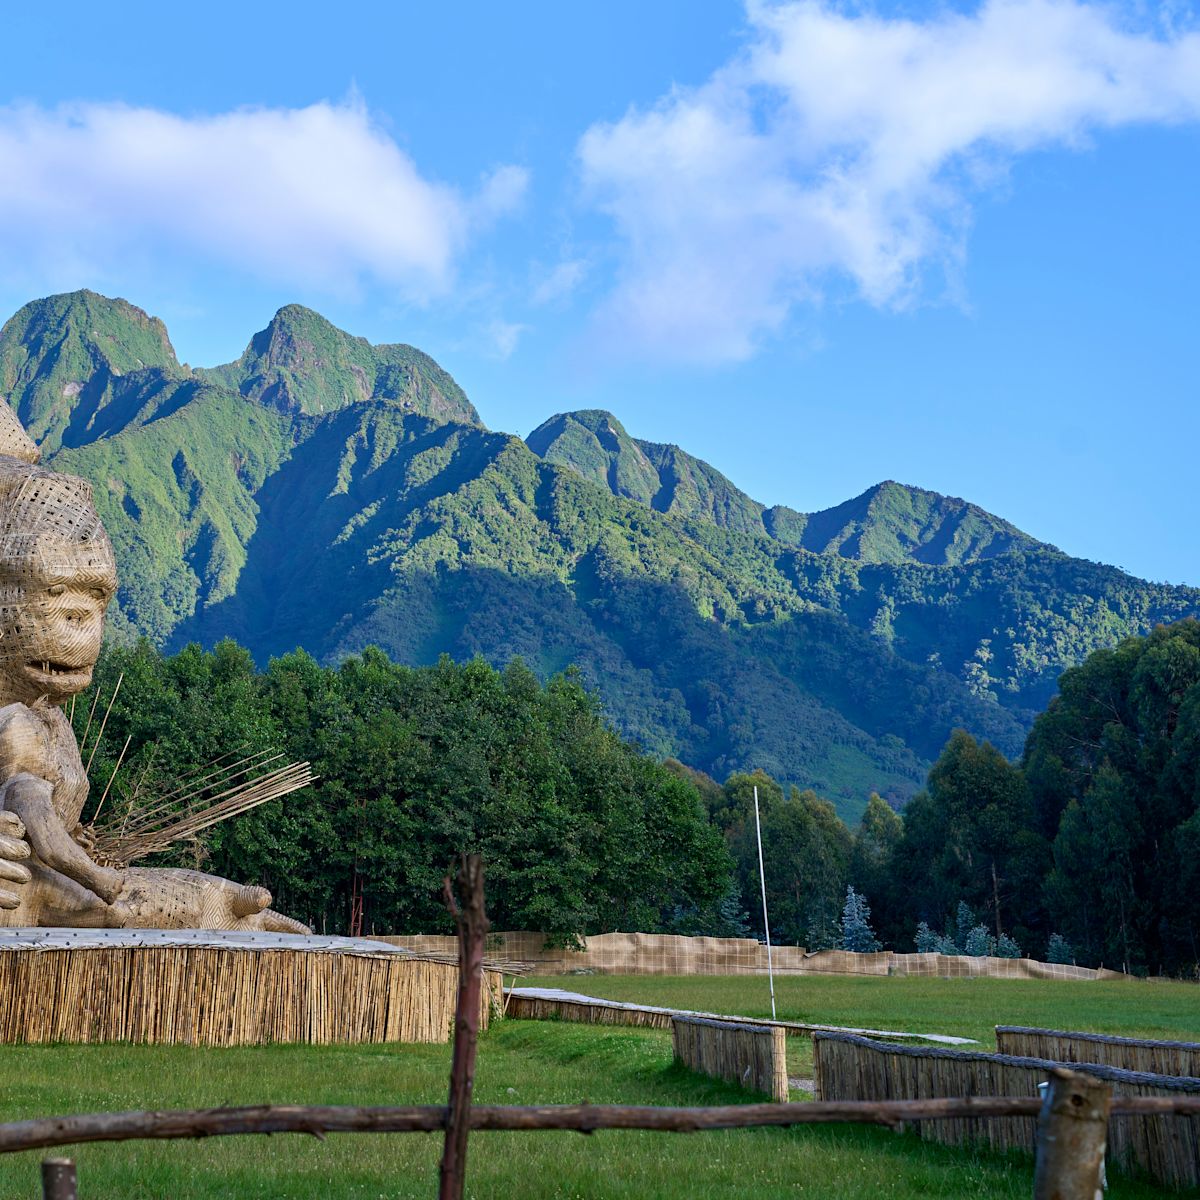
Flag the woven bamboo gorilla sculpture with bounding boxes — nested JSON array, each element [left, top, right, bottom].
[[0, 407, 308, 931]]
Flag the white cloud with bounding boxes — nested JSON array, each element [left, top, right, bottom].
[[475, 165, 531, 222], [531, 258, 589, 305], [486, 318, 529, 359], [0, 98, 522, 299], [578, 0, 1200, 363]]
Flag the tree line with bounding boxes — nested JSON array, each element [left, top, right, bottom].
[[80, 641, 733, 940], [684, 619, 1200, 977], [79, 619, 1200, 975]]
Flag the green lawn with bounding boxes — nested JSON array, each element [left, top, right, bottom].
[[0, 1020, 1175, 1200], [521, 972, 1200, 1048]]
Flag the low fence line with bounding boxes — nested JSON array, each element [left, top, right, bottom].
[[996, 1026, 1200, 1078], [672, 1016, 788, 1102], [814, 1032, 1200, 1190], [0, 945, 502, 1046], [3, 1096, 1199, 1157], [505, 987, 975, 1045], [381, 931, 1129, 981]]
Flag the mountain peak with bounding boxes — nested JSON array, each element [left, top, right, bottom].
[[786, 479, 1044, 566], [202, 307, 480, 425], [0, 291, 182, 452], [528, 409, 768, 533]]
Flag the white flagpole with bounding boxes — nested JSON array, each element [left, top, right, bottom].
[[753, 784, 776, 1020]]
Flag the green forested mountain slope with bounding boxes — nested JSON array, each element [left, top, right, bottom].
[[527, 410, 767, 534], [771, 479, 1042, 565], [531, 410, 1041, 567], [0, 291, 186, 451], [201, 303, 481, 424], [4, 292, 1197, 818]]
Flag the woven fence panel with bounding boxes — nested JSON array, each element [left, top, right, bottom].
[[888, 953, 1128, 981], [380, 933, 1131, 980], [996, 1027, 1200, 1078], [814, 1032, 1200, 1190], [673, 1016, 788, 1102], [505, 993, 673, 1030], [0, 947, 498, 1046]]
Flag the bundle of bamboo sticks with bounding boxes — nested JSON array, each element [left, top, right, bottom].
[[71, 674, 315, 867], [91, 752, 315, 867]]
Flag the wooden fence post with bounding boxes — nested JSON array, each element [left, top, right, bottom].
[[41, 1158, 77, 1200], [1033, 1067, 1111, 1200], [438, 854, 489, 1200]]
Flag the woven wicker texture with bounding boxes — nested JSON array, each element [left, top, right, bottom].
[[0, 427, 309, 932], [0, 405, 39, 465]]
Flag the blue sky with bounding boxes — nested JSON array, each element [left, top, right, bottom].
[[1, 0, 1196, 583]]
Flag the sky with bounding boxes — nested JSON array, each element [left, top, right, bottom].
[[0, 0, 1197, 583]]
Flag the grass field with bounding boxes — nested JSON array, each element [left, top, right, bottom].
[[0, 1020, 1171, 1200], [0, 976, 1192, 1198], [521, 972, 1200, 1048]]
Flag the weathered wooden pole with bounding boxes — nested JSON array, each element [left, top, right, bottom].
[[41, 1158, 77, 1200], [1033, 1067, 1111, 1200], [438, 853, 489, 1200]]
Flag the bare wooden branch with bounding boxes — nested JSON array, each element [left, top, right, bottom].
[[1034, 1067, 1112, 1200], [0, 1094, 1190, 1158], [439, 853, 489, 1200]]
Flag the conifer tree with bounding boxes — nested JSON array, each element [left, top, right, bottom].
[[839, 885, 882, 952]]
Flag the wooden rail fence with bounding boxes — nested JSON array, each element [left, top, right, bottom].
[[814, 1031, 1200, 1190], [672, 1016, 789, 1102], [996, 1025, 1200, 1078]]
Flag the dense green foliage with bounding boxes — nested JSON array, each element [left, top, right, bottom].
[[3, 290, 1198, 818], [200, 302, 480, 422], [866, 620, 1200, 975], [81, 640, 732, 939], [0, 289, 184, 451]]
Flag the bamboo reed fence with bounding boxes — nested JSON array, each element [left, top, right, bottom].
[[813, 1031, 1200, 1190], [382, 931, 1130, 980], [672, 1016, 789, 1102], [0, 944, 502, 1046], [505, 990, 673, 1030], [996, 1026, 1200, 1078]]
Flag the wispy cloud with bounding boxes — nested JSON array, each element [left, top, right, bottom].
[[0, 98, 525, 300], [578, 0, 1200, 363], [485, 318, 530, 359], [531, 258, 589, 306]]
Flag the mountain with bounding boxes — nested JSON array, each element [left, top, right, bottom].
[[6, 292, 1199, 820], [0, 290, 185, 452], [527, 410, 767, 534], [766, 480, 1041, 566], [200, 303, 480, 423], [529, 410, 1041, 566]]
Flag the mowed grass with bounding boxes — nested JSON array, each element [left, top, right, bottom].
[[0, 1019, 1172, 1200], [522, 972, 1200, 1049]]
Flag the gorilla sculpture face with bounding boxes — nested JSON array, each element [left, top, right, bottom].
[[0, 469, 117, 707]]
